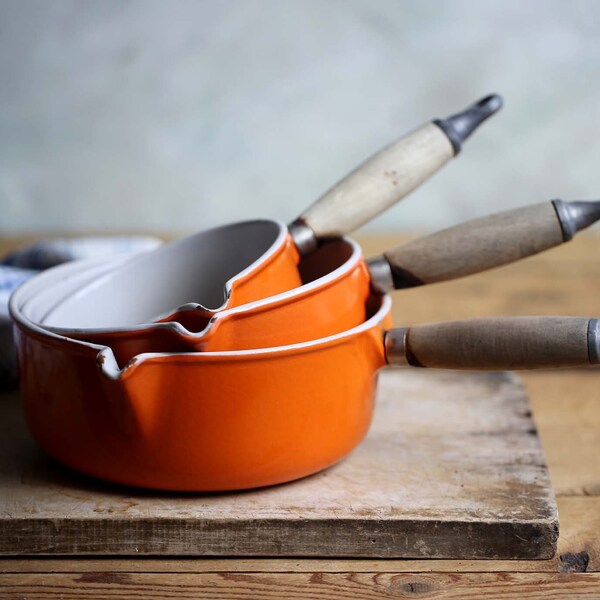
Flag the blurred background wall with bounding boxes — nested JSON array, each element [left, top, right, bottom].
[[1, 0, 599, 234]]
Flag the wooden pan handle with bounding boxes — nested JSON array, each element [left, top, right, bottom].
[[385, 317, 600, 370], [367, 199, 600, 293], [289, 95, 503, 255]]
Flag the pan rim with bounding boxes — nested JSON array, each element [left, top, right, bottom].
[[11, 271, 391, 380], [40, 237, 364, 338]]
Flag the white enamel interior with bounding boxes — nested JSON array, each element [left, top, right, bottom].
[[42, 219, 287, 329], [20, 257, 128, 324], [41, 238, 362, 338]]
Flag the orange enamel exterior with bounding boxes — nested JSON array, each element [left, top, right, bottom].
[[196, 259, 371, 351], [12, 291, 392, 492], [225, 232, 302, 308]]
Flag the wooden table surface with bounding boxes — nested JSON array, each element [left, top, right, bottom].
[[1, 232, 600, 599]]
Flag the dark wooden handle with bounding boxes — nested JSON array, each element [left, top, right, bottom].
[[384, 202, 564, 288], [371, 199, 600, 291], [385, 317, 600, 370]]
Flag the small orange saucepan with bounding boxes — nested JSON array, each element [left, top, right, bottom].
[[40, 198, 600, 369], [11, 279, 600, 492], [36, 95, 501, 330]]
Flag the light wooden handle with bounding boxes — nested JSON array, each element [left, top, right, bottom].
[[385, 317, 600, 370], [368, 199, 600, 291], [296, 123, 453, 242], [289, 94, 503, 254]]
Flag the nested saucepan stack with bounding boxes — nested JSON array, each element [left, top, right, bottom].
[[11, 197, 600, 491], [11, 92, 600, 492], [11, 270, 600, 491]]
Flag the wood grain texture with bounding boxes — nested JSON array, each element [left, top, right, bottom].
[[392, 316, 592, 370], [0, 370, 557, 558], [0, 496, 597, 572], [300, 123, 454, 238], [1, 572, 599, 600], [383, 202, 564, 287], [1, 232, 600, 596]]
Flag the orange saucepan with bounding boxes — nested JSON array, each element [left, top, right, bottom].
[[11, 275, 600, 492]]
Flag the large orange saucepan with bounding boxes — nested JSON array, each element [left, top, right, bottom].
[[36, 95, 501, 331], [11, 274, 600, 492], [40, 198, 600, 368]]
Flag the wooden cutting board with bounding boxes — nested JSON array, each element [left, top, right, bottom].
[[0, 369, 557, 559]]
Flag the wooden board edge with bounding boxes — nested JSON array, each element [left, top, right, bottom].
[[0, 515, 559, 560]]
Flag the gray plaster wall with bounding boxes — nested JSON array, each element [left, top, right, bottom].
[[1, 0, 599, 233]]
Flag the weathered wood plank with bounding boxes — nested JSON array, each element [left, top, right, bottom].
[[1, 495, 596, 574], [0, 572, 599, 600], [0, 231, 598, 594], [0, 370, 557, 558]]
